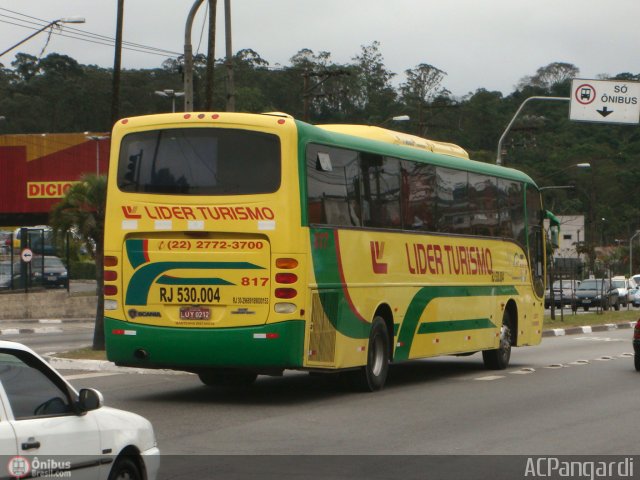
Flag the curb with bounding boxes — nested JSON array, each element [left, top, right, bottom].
[[542, 321, 636, 337], [45, 356, 189, 375], [0, 318, 92, 336]]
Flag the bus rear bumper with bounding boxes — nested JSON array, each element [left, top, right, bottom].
[[105, 317, 305, 371]]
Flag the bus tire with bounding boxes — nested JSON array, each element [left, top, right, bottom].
[[483, 310, 512, 370], [347, 316, 390, 392], [635, 354, 640, 372], [198, 368, 258, 387]]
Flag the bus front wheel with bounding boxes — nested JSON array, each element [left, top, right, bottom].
[[198, 368, 258, 387], [483, 310, 512, 370], [345, 316, 390, 392]]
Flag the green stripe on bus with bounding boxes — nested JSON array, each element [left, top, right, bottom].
[[126, 239, 148, 268], [417, 318, 496, 334], [395, 285, 518, 361], [126, 261, 263, 306], [310, 227, 370, 339]]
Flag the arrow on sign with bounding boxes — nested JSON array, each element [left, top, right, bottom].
[[597, 106, 614, 117]]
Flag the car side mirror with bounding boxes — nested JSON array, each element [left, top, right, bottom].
[[78, 388, 103, 413]]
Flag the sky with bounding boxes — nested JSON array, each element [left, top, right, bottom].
[[0, 0, 637, 98]]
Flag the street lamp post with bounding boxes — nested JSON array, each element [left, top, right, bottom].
[[85, 135, 109, 175], [154, 89, 185, 113], [184, 0, 205, 112], [496, 96, 570, 165], [0, 17, 86, 58]]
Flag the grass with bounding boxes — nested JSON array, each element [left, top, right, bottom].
[[543, 308, 640, 329], [55, 347, 107, 361]]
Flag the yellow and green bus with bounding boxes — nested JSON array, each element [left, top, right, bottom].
[[104, 112, 546, 391]]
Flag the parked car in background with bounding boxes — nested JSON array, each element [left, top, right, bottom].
[[0, 230, 11, 255], [631, 274, 640, 289], [611, 276, 631, 307], [29, 255, 68, 288], [0, 260, 13, 289], [572, 278, 620, 311], [629, 288, 640, 308], [544, 279, 580, 308], [0, 340, 159, 479]]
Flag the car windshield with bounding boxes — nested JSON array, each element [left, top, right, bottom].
[[612, 280, 626, 288], [44, 257, 64, 268], [578, 279, 603, 290]]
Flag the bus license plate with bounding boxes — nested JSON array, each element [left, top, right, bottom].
[[179, 307, 211, 320]]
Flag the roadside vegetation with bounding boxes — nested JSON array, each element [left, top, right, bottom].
[[544, 309, 639, 329]]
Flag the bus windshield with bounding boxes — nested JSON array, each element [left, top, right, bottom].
[[117, 127, 281, 195]]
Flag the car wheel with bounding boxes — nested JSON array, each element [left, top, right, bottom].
[[483, 310, 512, 370], [108, 457, 142, 480], [614, 300, 621, 311], [583, 306, 589, 312], [198, 369, 258, 387], [344, 316, 390, 391]]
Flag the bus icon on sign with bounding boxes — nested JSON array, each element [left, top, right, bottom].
[[575, 83, 596, 105], [580, 88, 591, 101]]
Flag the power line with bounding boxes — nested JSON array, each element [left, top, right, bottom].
[[0, 8, 181, 59]]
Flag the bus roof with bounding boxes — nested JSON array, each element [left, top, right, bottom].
[[296, 120, 537, 187]]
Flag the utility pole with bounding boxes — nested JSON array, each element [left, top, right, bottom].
[[224, 0, 235, 111], [111, 0, 124, 125], [205, 0, 217, 111]]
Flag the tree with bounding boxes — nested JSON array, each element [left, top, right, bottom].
[[400, 63, 447, 135], [351, 41, 397, 121], [517, 62, 579, 90], [49, 174, 107, 350]]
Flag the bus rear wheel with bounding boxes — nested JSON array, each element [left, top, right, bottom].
[[198, 368, 258, 387], [345, 316, 390, 392], [483, 310, 512, 370]]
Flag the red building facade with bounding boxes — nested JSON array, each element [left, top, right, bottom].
[[0, 133, 110, 226]]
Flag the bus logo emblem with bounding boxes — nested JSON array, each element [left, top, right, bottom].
[[370, 241, 388, 274], [122, 205, 142, 219]]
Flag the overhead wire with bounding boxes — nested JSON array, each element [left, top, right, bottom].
[[0, 8, 181, 60]]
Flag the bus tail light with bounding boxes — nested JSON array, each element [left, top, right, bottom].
[[104, 270, 117, 281], [276, 258, 298, 269], [274, 303, 296, 314], [275, 288, 297, 299], [275, 273, 297, 284], [104, 285, 118, 296], [104, 299, 118, 311], [104, 256, 118, 267]]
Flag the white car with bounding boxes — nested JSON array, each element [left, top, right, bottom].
[[0, 340, 159, 479]]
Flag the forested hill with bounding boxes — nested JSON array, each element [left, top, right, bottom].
[[1, 44, 639, 248]]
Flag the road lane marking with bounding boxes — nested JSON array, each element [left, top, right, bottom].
[[474, 375, 505, 381]]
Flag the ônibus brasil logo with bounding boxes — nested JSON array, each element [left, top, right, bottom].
[[7, 456, 30, 478]]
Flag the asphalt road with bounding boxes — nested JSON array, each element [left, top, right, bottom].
[[48, 328, 636, 457]]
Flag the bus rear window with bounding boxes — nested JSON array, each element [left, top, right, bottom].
[[117, 128, 281, 195]]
